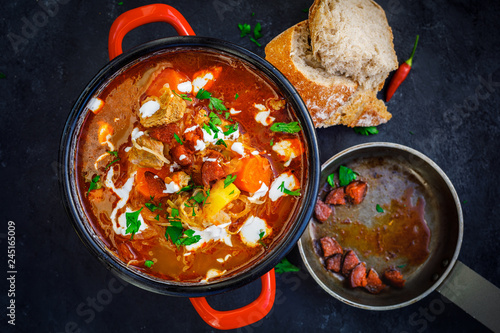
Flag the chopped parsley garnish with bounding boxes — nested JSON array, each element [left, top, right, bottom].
[[326, 173, 336, 188], [229, 190, 235, 195], [275, 257, 300, 274], [125, 207, 143, 240], [270, 139, 274, 146], [172, 89, 192, 101], [196, 88, 227, 111], [154, 214, 160, 221], [253, 22, 262, 39], [376, 204, 384, 213], [118, 1, 123, 5], [192, 191, 207, 204], [174, 133, 183, 145], [270, 122, 301, 133], [224, 174, 237, 188], [238, 23, 251, 37], [105, 151, 120, 170], [235, 93, 239, 100], [216, 139, 227, 147], [250, 37, 261, 47], [223, 123, 238, 136], [209, 112, 222, 125], [165, 222, 201, 248], [87, 175, 102, 195], [397, 264, 407, 269], [258, 229, 267, 248], [0, 72, 6, 79], [177, 184, 203, 194], [338, 165, 357, 187], [278, 181, 301, 196], [145, 199, 162, 212], [302, 8, 309, 13], [353, 126, 379, 136], [409, 131, 415, 135], [144, 260, 154, 268], [202, 123, 213, 135]]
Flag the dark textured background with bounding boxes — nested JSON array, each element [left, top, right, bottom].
[[1, 0, 499, 332]]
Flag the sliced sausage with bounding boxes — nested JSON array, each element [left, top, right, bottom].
[[349, 262, 368, 288], [314, 200, 332, 222], [149, 123, 181, 145], [144, 171, 167, 198], [341, 250, 360, 277], [184, 126, 204, 152], [201, 161, 226, 187], [365, 268, 386, 294], [325, 253, 342, 273], [320, 237, 343, 258], [383, 267, 406, 288], [325, 187, 346, 205], [170, 145, 193, 167], [345, 181, 367, 205]]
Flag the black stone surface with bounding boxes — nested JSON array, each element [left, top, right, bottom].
[[1, 0, 499, 332]]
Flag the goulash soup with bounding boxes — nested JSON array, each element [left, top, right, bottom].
[[77, 49, 308, 283]]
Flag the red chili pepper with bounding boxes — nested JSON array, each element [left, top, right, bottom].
[[386, 35, 419, 102]]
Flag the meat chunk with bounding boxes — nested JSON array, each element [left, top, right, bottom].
[[314, 200, 332, 222], [341, 250, 360, 277], [144, 171, 167, 198], [365, 268, 386, 294], [129, 135, 167, 168], [149, 123, 181, 145], [184, 126, 204, 152], [320, 237, 343, 257], [201, 161, 226, 187], [349, 262, 368, 288], [383, 267, 406, 288], [139, 88, 186, 128], [345, 181, 367, 205], [325, 187, 346, 205], [325, 253, 342, 273], [170, 145, 193, 166]]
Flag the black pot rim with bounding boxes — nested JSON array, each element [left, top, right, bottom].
[[59, 36, 320, 297]]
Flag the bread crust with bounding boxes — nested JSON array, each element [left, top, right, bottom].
[[265, 21, 391, 128]]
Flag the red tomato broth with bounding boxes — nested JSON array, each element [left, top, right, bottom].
[[76, 49, 308, 283]]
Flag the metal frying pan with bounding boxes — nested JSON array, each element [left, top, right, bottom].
[[298, 142, 500, 331]]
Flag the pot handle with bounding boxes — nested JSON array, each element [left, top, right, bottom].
[[108, 4, 195, 60], [437, 260, 500, 332], [189, 269, 276, 330]]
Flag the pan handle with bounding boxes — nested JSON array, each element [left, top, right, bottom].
[[189, 269, 276, 330], [437, 260, 500, 332], [108, 4, 195, 60]]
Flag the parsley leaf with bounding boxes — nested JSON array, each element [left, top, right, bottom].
[[209, 112, 222, 125], [258, 229, 267, 248], [253, 22, 262, 39], [270, 122, 301, 133], [172, 89, 192, 101], [105, 151, 120, 170], [202, 123, 212, 135], [224, 174, 237, 188], [249, 37, 261, 47], [125, 207, 143, 240], [196, 88, 212, 100], [174, 133, 183, 145], [216, 139, 227, 147], [154, 214, 160, 221], [327, 173, 335, 188], [275, 258, 300, 274], [87, 175, 102, 195], [338, 165, 357, 187], [144, 260, 154, 268], [278, 181, 301, 196], [171, 208, 179, 218], [145, 201, 162, 212], [238, 23, 251, 37], [353, 126, 379, 136], [376, 204, 384, 213], [235, 93, 239, 100], [270, 138, 274, 146], [209, 97, 227, 111], [223, 123, 238, 136], [0, 72, 6, 79]]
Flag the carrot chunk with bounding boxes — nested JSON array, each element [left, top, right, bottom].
[[233, 155, 272, 193]]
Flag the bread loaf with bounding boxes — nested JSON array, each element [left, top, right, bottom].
[[309, 0, 398, 90], [265, 20, 392, 128]]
